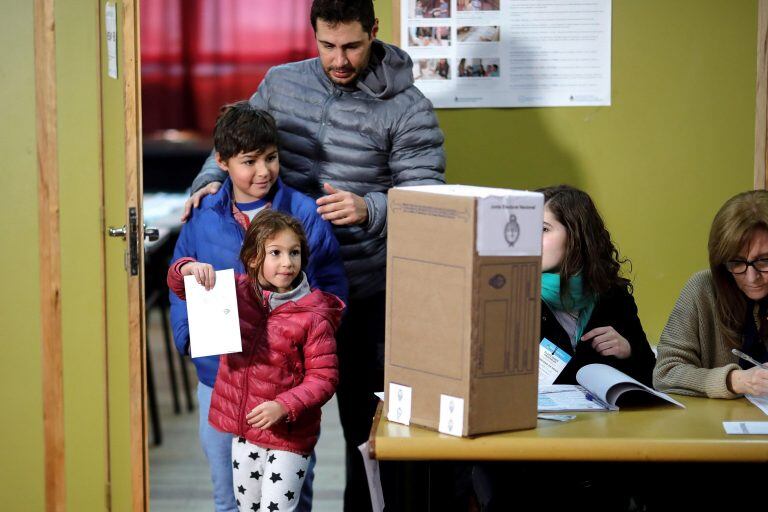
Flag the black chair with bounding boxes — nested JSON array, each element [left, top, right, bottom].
[[142, 135, 210, 445], [144, 230, 194, 446]]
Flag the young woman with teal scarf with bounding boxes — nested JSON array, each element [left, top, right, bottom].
[[472, 185, 656, 512], [538, 185, 656, 385]]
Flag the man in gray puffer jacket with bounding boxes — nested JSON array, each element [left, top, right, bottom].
[[183, 1, 445, 510]]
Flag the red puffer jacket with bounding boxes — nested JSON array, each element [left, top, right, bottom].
[[167, 258, 343, 454]]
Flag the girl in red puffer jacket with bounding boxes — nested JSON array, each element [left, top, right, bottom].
[[168, 210, 344, 512]]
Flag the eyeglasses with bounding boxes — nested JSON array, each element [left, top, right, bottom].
[[724, 258, 768, 274]]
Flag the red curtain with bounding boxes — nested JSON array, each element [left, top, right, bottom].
[[141, 0, 317, 135]]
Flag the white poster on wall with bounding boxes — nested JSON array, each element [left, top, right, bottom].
[[400, 0, 612, 108]]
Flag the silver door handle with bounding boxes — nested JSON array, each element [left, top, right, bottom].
[[108, 225, 127, 239], [110, 225, 159, 241], [144, 226, 159, 242], [108, 208, 141, 275]]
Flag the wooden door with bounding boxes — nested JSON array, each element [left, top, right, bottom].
[[100, 1, 148, 511], [756, 0, 768, 189], [32, 0, 148, 510]]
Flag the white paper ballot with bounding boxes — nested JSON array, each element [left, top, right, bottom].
[[387, 383, 412, 426], [723, 422, 768, 435], [538, 414, 576, 422], [537, 386, 610, 412], [357, 441, 384, 512], [746, 394, 768, 416], [184, 269, 242, 358], [539, 338, 571, 387], [438, 394, 464, 437]]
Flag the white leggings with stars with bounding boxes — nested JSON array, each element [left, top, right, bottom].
[[231, 437, 310, 512]]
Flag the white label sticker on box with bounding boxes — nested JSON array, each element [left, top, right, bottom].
[[387, 383, 412, 426], [438, 394, 464, 437], [476, 195, 543, 256]]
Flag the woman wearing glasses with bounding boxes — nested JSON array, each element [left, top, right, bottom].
[[653, 190, 768, 398]]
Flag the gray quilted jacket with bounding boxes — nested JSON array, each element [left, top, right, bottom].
[[192, 40, 446, 299]]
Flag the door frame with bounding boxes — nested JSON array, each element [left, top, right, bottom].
[[755, 0, 768, 189], [102, 0, 148, 510], [34, 0, 66, 507], [117, 0, 148, 509]]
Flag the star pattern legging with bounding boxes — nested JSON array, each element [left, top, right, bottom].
[[231, 437, 310, 512]]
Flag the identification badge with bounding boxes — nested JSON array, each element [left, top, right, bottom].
[[539, 338, 571, 386]]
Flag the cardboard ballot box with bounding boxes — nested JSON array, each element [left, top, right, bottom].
[[384, 185, 543, 436]]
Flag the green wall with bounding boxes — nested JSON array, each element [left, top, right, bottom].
[[0, 2, 111, 511], [0, 1, 759, 510], [0, 1, 45, 510], [379, 0, 756, 342], [57, 1, 110, 511]]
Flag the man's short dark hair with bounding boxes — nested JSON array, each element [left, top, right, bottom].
[[213, 101, 278, 161], [310, 0, 376, 35]]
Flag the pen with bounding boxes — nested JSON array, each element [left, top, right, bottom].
[[731, 349, 768, 370]]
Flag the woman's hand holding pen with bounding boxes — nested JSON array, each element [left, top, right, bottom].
[[581, 326, 632, 359], [180, 262, 216, 290], [727, 366, 768, 396], [247, 401, 288, 429]]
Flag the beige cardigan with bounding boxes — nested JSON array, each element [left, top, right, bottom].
[[653, 270, 742, 399]]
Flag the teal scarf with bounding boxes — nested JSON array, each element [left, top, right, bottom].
[[541, 273, 596, 344]]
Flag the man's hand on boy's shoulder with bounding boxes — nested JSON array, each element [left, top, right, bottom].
[[180, 181, 222, 222]]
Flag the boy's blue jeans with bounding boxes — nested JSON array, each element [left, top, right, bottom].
[[197, 383, 315, 512]]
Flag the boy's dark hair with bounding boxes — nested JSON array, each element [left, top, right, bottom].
[[240, 210, 310, 291], [213, 101, 278, 161], [536, 184, 632, 302], [310, 0, 376, 35]]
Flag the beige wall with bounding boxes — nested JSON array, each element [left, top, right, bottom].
[[0, 0, 45, 510]]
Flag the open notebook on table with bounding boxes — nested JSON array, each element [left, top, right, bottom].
[[538, 363, 685, 412]]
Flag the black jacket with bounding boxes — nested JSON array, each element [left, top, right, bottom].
[[542, 286, 656, 386]]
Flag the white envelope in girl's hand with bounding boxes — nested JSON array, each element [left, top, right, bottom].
[[184, 269, 242, 358]]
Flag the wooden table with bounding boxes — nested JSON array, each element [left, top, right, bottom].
[[370, 395, 768, 462], [368, 396, 768, 510]]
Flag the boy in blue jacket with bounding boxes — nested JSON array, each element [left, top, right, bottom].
[[170, 102, 347, 512]]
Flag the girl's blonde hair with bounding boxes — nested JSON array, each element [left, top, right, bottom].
[[239, 210, 310, 292], [708, 190, 768, 346]]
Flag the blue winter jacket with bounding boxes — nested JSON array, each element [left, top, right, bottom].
[[169, 177, 347, 387]]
